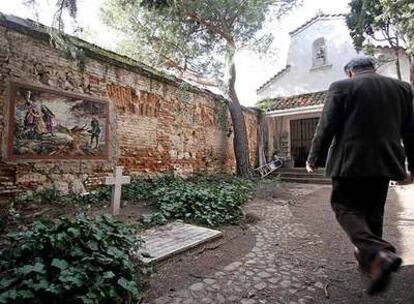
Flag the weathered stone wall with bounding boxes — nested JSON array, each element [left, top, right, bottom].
[[0, 18, 259, 197]]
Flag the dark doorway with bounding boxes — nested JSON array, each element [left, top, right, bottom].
[[290, 117, 320, 167]]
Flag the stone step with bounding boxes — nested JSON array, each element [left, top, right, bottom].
[[278, 168, 326, 174], [280, 177, 331, 185], [274, 168, 328, 185], [278, 172, 326, 178]]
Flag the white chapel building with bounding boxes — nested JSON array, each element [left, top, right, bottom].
[[258, 13, 411, 168]]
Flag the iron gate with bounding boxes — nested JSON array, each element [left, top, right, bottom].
[[290, 117, 320, 167]]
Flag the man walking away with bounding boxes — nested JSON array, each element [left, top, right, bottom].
[[306, 56, 414, 295]]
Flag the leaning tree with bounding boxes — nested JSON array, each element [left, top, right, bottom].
[[101, 0, 298, 177]]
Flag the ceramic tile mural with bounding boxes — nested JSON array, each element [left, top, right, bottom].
[[7, 82, 109, 160]]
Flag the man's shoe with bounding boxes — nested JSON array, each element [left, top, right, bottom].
[[354, 247, 370, 274], [367, 250, 402, 295]]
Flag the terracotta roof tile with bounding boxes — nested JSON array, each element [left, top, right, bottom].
[[257, 90, 328, 111]]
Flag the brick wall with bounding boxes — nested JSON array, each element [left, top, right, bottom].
[[0, 18, 259, 196]]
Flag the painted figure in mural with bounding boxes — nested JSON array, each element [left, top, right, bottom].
[[23, 91, 47, 137], [34, 113, 47, 136], [88, 118, 101, 148], [23, 91, 38, 135], [41, 105, 56, 136], [12, 85, 108, 158]]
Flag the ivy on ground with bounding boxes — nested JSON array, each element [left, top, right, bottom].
[[0, 215, 150, 304], [137, 175, 254, 227], [8, 174, 255, 229], [14, 187, 111, 207]]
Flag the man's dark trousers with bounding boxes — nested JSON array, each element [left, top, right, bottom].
[[331, 177, 395, 264], [307, 71, 414, 272]]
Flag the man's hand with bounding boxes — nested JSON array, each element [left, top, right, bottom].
[[306, 161, 317, 173]]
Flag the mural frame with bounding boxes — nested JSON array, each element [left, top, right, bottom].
[[6, 81, 110, 161]]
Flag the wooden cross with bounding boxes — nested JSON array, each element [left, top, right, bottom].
[[105, 166, 131, 216]]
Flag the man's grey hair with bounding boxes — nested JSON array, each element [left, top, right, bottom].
[[345, 56, 377, 72]]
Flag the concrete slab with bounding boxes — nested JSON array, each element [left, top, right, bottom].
[[139, 222, 223, 263]]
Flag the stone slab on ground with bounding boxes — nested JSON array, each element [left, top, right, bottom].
[[140, 222, 223, 263]]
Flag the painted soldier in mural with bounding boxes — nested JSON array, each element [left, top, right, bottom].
[[88, 118, 101, 149], [41, 105, 56, 136]]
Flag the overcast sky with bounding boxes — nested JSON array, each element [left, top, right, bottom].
[[1, 0, 350, 106]]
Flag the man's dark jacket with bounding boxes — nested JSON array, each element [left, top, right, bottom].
[[308, 71, 414, 181]]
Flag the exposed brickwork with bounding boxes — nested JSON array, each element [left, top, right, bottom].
[[0, 19, 259, 197]]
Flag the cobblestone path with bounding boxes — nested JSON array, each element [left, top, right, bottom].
[[146, 184, 330, 304], [146, 183, 414, 304]]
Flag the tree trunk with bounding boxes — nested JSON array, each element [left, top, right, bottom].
[[224, 43, 252, 177], [409, 54, 414, 86], [395, 48, 402, 81], [257, 111, 267, 167]]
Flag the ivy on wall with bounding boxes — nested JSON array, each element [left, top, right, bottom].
[[178, 82, 192, 102]]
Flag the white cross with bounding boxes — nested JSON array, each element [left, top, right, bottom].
[[105, 166, 131, 216]]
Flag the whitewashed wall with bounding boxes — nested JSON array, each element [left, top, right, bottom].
[[257, 16, 411, 100]]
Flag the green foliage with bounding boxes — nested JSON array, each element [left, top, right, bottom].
[[380, 0, 414, 54], [346, 0, 409, 81], [255, 98, 275, 111], [15, 187, 61, 205], [64, 187, 112, 206], [139, 175, 254, 227], [121, 176, 162, 202], [14, 186, 111, 207], [101, 0, 299, 177], [347, 0, 384, 51], [102, 0, 297, 82], [10, 174, 253, 229], [346, 0, 406, 51], [216, 99, 229, 130], [178, 82, 192, 102], [0, 205, 21, 235], [0, 215, 149, 304], [49, 31, 89, 71], [27, 0, 88, 71]]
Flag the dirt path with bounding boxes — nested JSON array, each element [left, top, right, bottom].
[[145, 182, 414, 304]]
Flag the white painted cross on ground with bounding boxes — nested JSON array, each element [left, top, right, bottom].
[[105, 166, 131, 216]]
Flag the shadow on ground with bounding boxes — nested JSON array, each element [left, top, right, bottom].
[[290, 184, 414, 303]]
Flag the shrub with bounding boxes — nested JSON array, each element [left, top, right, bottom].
[[14, 188, 60, 205], [0, 205, 21, 235], [141, 175, 254, 227], [62, 187, 111, 206], [122, 176, 158, 202], [14, 186, 111, 207], [122, 175, 177, 202], [0, 215, 149, 304]]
